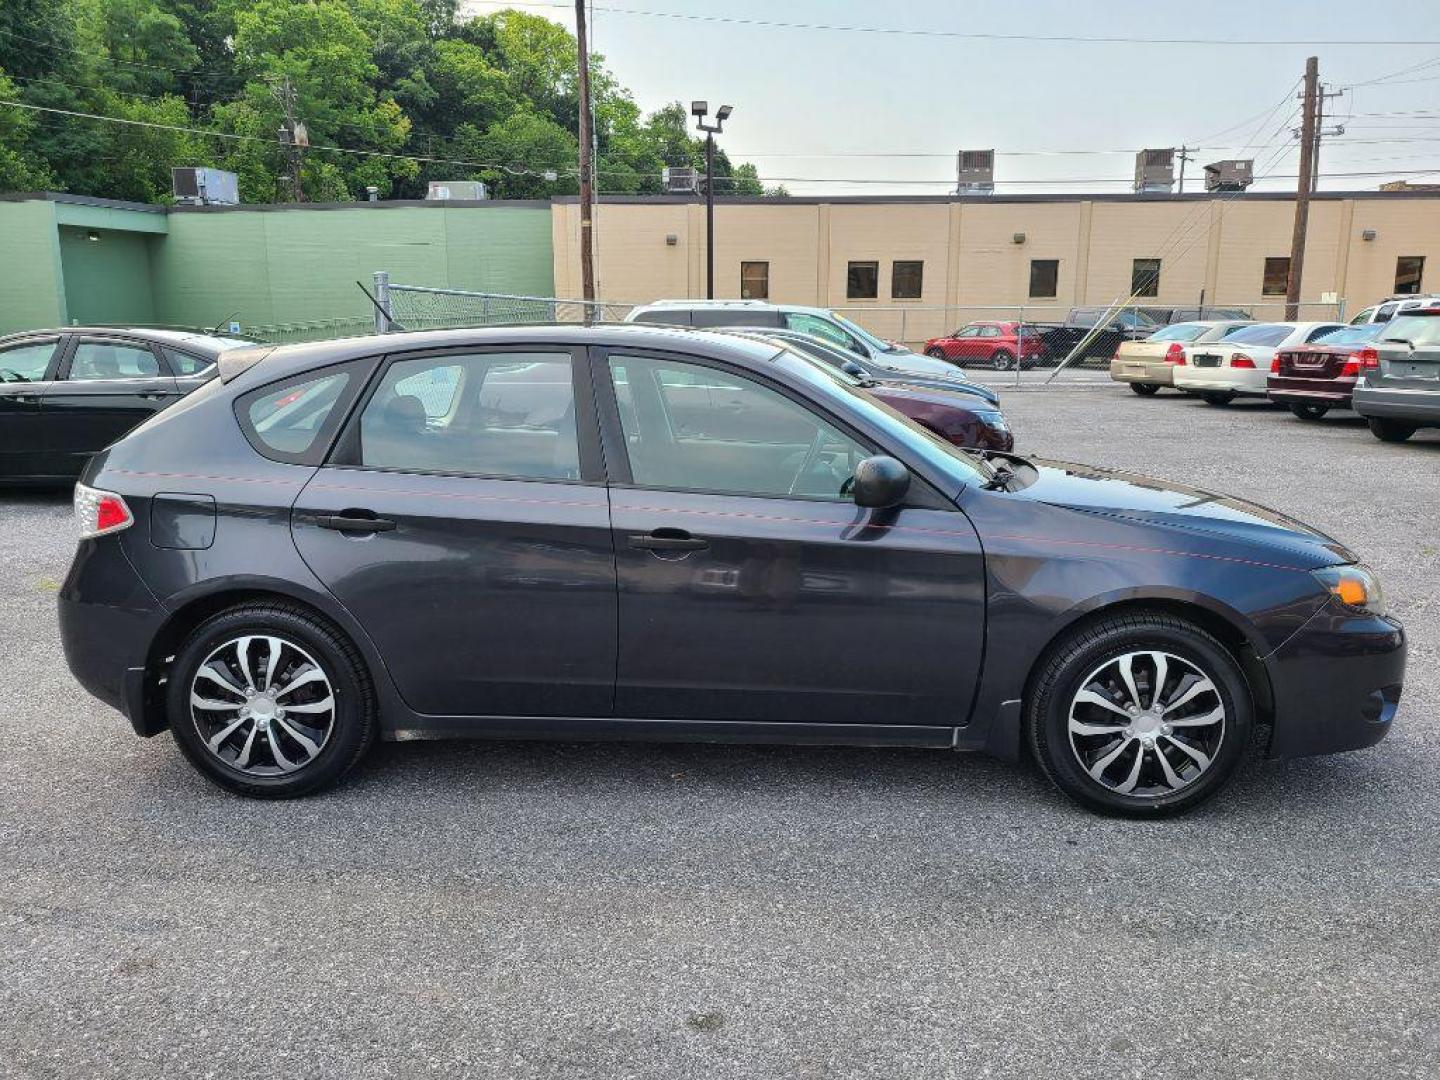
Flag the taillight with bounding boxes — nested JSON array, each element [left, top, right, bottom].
[[1230, 353, 1256, 369], [74, 483, 134, 539], [1270, 353, 1283, 373], [1340, 358, 1360, 378], [1164, 343, 1186, 364], [1355, 346, 1380, 371]]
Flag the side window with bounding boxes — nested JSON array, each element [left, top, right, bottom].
[[68, 341, 161, 380], [955, 327, 981, 339], [608, 353, 868, 500], [632, 309, 691, 326], [358, 352, 578, 481], [690, 309, 782, 328], [240, 368, 353, 461], [1350, 307, 1376, 326], [978, 326, 1001, 339], [0, 339, 59, 382], [785, 313, 862, 354], [163, 348, 214, 377]]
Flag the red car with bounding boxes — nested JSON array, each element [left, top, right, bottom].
[[924, 321, 1047, 370], [1267, 324, 1383, 419]]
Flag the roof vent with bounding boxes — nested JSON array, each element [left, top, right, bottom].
[[956, 149, 995, 195], [1134, 148, 1175, 193], [1203, 159, 1254, 192]]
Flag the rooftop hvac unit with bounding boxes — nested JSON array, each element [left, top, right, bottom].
[[1203, 159, 1254, 192], [171, 167, 240, 206], [1133, 148, 1175, 193], [663, 166, 699, 194], [426, 180, 488, 201], [955, 149, 995, 195]]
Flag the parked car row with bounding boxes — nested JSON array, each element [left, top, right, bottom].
[[1110, 310, 1440, 443]]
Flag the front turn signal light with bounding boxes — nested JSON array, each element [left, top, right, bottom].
[[1312, 564, 1386, 616]]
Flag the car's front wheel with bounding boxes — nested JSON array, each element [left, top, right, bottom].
[[166, 603, 378, 798], [991, 349, 1016, 371], [1129, 383, 1160, 396], [1368, 417, 1416, 443], [925, 347, 949, 362], [1289, 402, 1329, 420], [1027, 612, 1251, 816]]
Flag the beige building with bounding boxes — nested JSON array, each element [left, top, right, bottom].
[[552, 191, 1440, 343]]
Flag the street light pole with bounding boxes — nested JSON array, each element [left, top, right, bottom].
[[691, 101, 732, 301]]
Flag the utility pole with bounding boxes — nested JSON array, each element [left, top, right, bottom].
[[574, 0, 596, 316], [1286, 56, 1319, 321], [1176, 145, 1194, 194], [1308, 83, 1346, 193]]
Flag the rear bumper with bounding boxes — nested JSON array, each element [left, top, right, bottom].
[[1110, 359, 1173, 386], [58, 537, 169, 736], [1174, 369, 1268, 395], [1352, 385, 1440, 426], [1264, 601, 1405, 760], [1267, 375, 1355, 407]]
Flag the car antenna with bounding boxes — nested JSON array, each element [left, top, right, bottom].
[[209, 311, 239, 334], [356, 280, 406, 332]]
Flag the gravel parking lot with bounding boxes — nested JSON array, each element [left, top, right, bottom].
[[3, 387, 1438, 1080]]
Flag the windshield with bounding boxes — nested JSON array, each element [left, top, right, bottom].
[[773, 347, 993, 486], [1221, 323, 1293, 347], [1312, 325, 1382, 345], [1379, 314, 1440, 346], [831, 312, 908, 354], [1147, 322, 1210, 343]]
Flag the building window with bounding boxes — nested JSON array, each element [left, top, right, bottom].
[[847, 261, 879, 300], [1131, 258, 1161, 298], [891, 260, 924, 299], [1395, 256, 1425, 295], [1029, 259, 1059, 299], [740, 261, 769, 300], [1262, 256, 1290, 296]]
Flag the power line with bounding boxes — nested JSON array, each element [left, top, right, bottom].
[[0, 26, 236, 81], [466, 1, 1440, 45]]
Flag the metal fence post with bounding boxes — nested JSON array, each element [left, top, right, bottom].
[[1016, 304, 1025, 388], [373, 271, 392, 333]]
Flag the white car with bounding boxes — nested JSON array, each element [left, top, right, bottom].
[[1110, 320, 1253, 395], [1347, 295, 1440, 326], [1174, 321, 1348, 405]]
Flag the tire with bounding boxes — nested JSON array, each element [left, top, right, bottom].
[[990, 350, 1016, 371], [925, 347, 948, 361], [1129, 383, 1161, 397], [1368, 417, 1416, 443], [1201, 391, 1235, 406], [1289, 402, 1329, 420], [1026, 612, 1252, 817], [166, 602, 378, 798]]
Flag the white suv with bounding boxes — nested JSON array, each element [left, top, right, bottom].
[[1348, 295, 1440, 325]]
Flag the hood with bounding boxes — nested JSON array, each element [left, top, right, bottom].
[[870, 368, 1000, 405], [1019, 459, 1355, 568], [869, 381, 1002, 414]]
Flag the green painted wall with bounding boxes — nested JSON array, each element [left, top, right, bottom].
[[0, 197, 555, 340], [0, 201, 67, 333], [57, 225, 158, 326], [151, 204, 555, 337]]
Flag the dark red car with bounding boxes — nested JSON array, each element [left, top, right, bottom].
[[924, 321, 1047, 371], [1267, 324, 1383, 419]]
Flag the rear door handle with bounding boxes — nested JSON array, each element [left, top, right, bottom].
[[138, 389, 174, 400], [628, 529, 709, 552], [317, 512, 397, 534]]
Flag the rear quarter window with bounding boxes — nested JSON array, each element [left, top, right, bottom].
[[236, 364, 361, 465]]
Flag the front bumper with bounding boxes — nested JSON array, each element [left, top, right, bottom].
[[1264, 600, 1405, 759], [58, 537, 169, 736], [1352, 384, 1440, 426], [1110, 359, 1173, 386]]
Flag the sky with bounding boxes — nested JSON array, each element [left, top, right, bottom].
[[464, 0, 1440, 196]]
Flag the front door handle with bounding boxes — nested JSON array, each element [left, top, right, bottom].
[[317, 512, 397, 534], [628, 529, 709, 553], [138, 389, 174, 400]]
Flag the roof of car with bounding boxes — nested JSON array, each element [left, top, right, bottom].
[[0, 326, 251, 356], [219, 323, 787, 384], [629, 300, 833, 317]]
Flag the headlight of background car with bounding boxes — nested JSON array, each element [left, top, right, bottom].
[[1312, 564, 1386, 616]]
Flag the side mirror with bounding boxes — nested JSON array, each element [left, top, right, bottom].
[[840, 360, 867, 377], [851, 455, 910, 509]]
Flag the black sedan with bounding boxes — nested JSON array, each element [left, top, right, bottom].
[[57, 325, 1405, 815], [0, 326, 251, 482]]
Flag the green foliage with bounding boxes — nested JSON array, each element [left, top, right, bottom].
[[0, 1, 781, 203]]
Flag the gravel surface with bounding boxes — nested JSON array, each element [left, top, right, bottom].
[[3, 388, 1438, 1079]]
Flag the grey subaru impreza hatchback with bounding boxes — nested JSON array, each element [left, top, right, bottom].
[[58, 324, 1404, 816]]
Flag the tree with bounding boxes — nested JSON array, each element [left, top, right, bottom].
[[0, 71, 54, 190]]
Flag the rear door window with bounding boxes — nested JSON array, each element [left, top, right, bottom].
[[67, 341, 162, 380], [163, 348, 215, 377], [357, 352, 580, 481]]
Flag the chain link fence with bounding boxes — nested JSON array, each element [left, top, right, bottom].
[[375, 274, 633, 332]]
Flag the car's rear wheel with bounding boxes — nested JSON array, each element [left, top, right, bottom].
[[1201, 391, 1235, 406], [166, 603, 378, 798], [1289, 403, 1329, 420], [925, 347, 949, 362], [1027, 612, 1251, 817], [991, 349, 1016, 371], [1368, 417, 1417, 443], [1129, 383, 1160, 396]]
